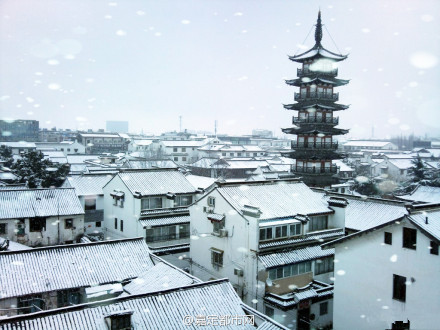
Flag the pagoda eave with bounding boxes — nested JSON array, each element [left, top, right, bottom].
[[285, 77, 349, 87], [282, 127, 349, 135], [283, 102, 349, 111]]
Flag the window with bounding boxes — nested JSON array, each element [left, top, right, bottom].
[[74, 148, 78, 152], [30, 218, 46, 232], [57, 289, 81, 307], [393, 274, 406, 302], [229, 153, 234, 156], [60, 148, 64, 151], [67, 148, 70, 152], [384, 232, 392, 245], [265, 306, 274, 318], [179, 224, 190, 238], [141, 197, 163, 210], [237, 152, 242, 156], [289, 223, 301, 236], [182, 157, 187, 162], [65, 219, 73, 229], [211, 249, 223, 268], [402, 227, 417, 250], [207, 196, 215, 207], [253, 153, 257, 157], [146, 225, 177, 242], [64, 240, 73, 244], [175, 195, 193, 206], [309, 216, 328, 232], [431, 241, 439, 255], [315, 257, 334, 275], [0, 223, 6, 235], [268, 261, 312, 280], [174, 157, 178, 161], [275, 225, 288, 239], [96, 221, 101, 228], [222, 152, 226, 156], [114, 218, 118, 230], [17, 295, 45, 314], [173, 147, 178, 152], [259, 227, 273, 241], [106, 313, 132, 330], [213, 220, 225, 234], [182, 147, 186, 152], [320, 302, 328, 316], [120, 219, 124, 232], [85, 198, 97, 210]]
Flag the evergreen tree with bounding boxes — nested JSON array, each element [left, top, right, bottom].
[[352, 178, 379, 196], [12, 150, 70, 188], [408, 154, 426, 182], [0, 145, 14, 168]]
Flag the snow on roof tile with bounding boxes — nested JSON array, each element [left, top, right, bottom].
[[343, 141, 393, 147], [0, 280, 284, 329], [62, 174, 114, 196], [0, 238, 154, 299], [0, 188, 84, 219], [126, 159, 178, 169], [139, 215, 191, 228], [409, 208, 440, 241], [259, 245, 335, 268], [217, 181, 332, 220], [114, 170, 196, 196], [398, 186, 440, 204]]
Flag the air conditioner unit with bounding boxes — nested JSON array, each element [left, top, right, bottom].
[[234, 268, 244, 277], [219, 229, 228, 237], [203, 206, 214, 213]]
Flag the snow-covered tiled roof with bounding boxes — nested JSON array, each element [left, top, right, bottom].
[[161, 140, 207, 147], [184, 174, 216, 190], [112, 170, 196, 196], [213, 160, 270, 169], [217, 181, 332, 220], [388, 158, 414, 170], [343, 141, 393, 147], [0, 279, 285, 330], [0, 238, 154, 299], [63, 174, 114, 196], [139, 215, 191, 228], [66, 154, 100, 164], [259, 245, 335, 268], [123, 262, 199, 295], [0, 188, 84, 219], [398, 186, 440, 204], [78, 133, 121, 138], [126, 159, 178, 169], [0, 142, 36, 148], [332, 160, 354, 172], [409, 208, 440, 241], [259, 228, 344, 250]]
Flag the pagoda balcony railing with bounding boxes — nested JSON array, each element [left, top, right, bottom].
[[293, 166, 338, 174], [297, 67, 338, 76], [294, 92, 339, 102], [292, 116, 339, 125], [292, 141, 339, 150]]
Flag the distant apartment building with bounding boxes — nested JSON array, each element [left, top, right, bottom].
[[36, 141, 86, 155], [106, 121, 129, 133], [77, 132, 128, 154], [0, 142, 37, 155], [0, 120, 39, 142], [252, 129, 273, 138]]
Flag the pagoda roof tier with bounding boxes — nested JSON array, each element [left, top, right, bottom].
[[284, 102, 349, 111], [281, 150, 345, 160], [282, 126, 349, 135], [286, 77, 349, 87]]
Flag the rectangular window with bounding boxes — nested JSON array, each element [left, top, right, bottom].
[[384, 232, 392, 245], [174, 157, 178, 161], [309, 216, 328, 232], [403, 227, 417, 250], [181, 147, 186, 152], [268, 261, 312, 280], [265, 306, 274, 318], [207, 196, 215, 207], [393, 274, 406, 302], [179, 224, 190, 238], [17, 295, 45, 314], [57, 289, 81, 308], [173, 147, 178, 152], [431, 241, 439, 255], [85, 198, 97, 210], [259, 227, 273, 241], [114, 218, 118, 230], [0, 223, 6, 235], [65, 219, 73, 229], [315, 257, 334, 275], [120, 220, 124, 232], [211, 249, 223, 268], [213, 220, 225, 234], [141, 197, 163, 210], [289, 223, 301, 236], [222, 153, 226, 156], [96, 221, 102, 228], [182, 157, 187, 162], [275, 225, 288, 239], [30, 218, 46, 232], [175, 195, 193, 207], [320, 302, 328, 316]]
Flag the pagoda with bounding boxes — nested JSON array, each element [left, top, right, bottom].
[[282, 11, 349, 187]]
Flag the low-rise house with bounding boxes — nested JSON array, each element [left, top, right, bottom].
[[0, 278, 286, 329], [159, 140, 210, 164], [343, 140, 398, 151], [102, 169, 199, 263], [322, 204, 440, 330], [189, 179, 347, 328], [198, 143, 266, 159], [0, 238, 200, 318], [123, 158, 179, 169], [62, 174, 114, 233], [396, 185, 440, 204], [35, 141, 86, 155], [76, 132, 128, 154], [0, 142, 36, 155], [188, 158, 271, 179], [371, 156, 414, 182], [0, 188, 84, 247]]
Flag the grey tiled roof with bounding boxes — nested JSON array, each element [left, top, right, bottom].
[[409, 208, 440, 241], [259, 245, 335, 268], [0, 238, 154, 299], [139, 215, 191, 228], [0, 188, 84, 219], [63, 174, 114, 196]]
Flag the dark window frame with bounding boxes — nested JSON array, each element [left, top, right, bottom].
[[29, 217, 46, 232], [431, 241, 439, 255], [402, 227, 417, 250], [65, 218, 73, 229], [114, 218, 117, 230], [392, 274, 406, 302], [0, 223, 6, 235], [320, 301, 329, 316], [120, 219, 124, 232], [384, 232, 392, 245]]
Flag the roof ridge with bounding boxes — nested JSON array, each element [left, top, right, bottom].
[[0, 237, 145, 255]]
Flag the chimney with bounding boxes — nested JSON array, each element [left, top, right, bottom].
[[426, 216, 429, 224]]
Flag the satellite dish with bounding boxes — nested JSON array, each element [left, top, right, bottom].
[[266, 278, 273, 287]]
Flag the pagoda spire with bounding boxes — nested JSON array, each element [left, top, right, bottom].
[[314, 10, 323, 47]]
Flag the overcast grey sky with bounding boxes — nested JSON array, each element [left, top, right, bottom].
[[1, 0, 439, 139]]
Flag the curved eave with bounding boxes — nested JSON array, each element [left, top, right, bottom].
[[282, 127, 349, 135], [288, 46, 348, 63], [285, 77, 349, 87], [283, 103, 350, 111]]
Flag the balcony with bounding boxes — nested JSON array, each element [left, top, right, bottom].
[[293, 166, 338, 174], [146, 236, 190, 249], [292, 141, 338, 150], [292, 116, 339, 125], [297, 67, 338, 77], [294, 92, 339, 102]]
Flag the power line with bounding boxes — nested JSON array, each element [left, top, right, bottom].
[[293, 24, 315, 56], [324, 25, 343, 55]]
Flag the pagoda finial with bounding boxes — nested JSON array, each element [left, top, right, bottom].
[[314, 10, 323, 47]]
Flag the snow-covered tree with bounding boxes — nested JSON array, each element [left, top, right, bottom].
[[0, 145, 14, 168]]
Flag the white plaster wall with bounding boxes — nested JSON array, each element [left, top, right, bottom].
[[333, 219, 440, 330]]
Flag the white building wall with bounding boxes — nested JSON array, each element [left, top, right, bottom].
[[333, 219, 440, 330]]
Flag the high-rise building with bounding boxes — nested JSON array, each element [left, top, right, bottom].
[[0, 120, 39, 142], [106, 121, 129, 133], [282, 11, 349, 186]]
